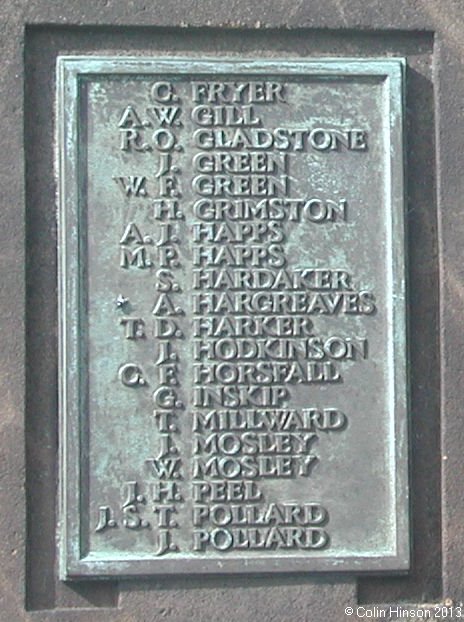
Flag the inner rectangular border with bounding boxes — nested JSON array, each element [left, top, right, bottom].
[[57, 56, 408, 579]]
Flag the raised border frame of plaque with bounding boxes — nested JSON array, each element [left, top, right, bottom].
[[57, 56, 408, 579]]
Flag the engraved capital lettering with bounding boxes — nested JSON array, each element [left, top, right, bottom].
[[59, 58, 408, 577], [95, 506, 117, 532], [119, 363, 147, 387]]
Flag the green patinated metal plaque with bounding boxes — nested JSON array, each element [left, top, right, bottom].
[[57, 56, 408, 578]]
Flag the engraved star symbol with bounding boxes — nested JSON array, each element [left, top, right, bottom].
[[115, 294, 129, 308]]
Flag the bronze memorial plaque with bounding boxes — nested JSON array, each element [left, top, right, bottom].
[[57, 57, 408, 578]]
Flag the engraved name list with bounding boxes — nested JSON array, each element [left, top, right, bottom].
[[58, 58, 408, 577]]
